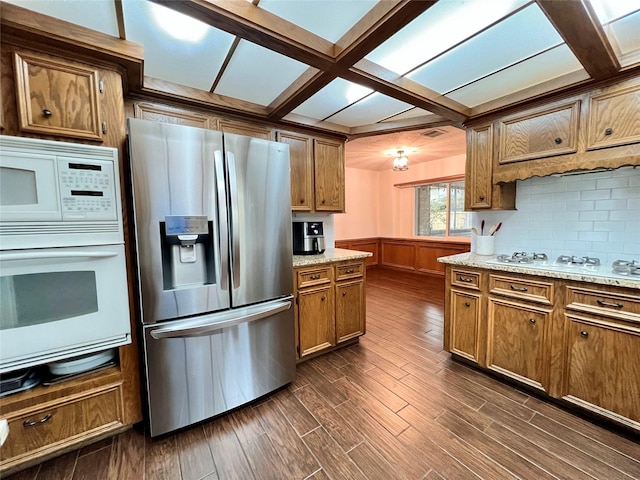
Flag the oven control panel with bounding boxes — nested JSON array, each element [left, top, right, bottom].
[[58, 157, 118, 220]]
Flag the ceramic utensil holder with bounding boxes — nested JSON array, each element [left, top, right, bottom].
[[475, 235, 495, 255]]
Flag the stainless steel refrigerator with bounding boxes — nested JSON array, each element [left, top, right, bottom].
[[127, 118, 295, 436]]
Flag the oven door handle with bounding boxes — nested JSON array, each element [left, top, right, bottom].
[[0, 251, 118, 261], [149, 297, 292, 339]]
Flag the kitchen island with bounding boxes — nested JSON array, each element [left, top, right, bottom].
[[439, 252, 640, 434], [293, 248, 372, 360]]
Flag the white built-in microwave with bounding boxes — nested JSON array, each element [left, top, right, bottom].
[[0, 136, 131, 373], [0, 135, 123, 250]]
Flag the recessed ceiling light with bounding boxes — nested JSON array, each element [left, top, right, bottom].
[[150, 3, 208, 43]]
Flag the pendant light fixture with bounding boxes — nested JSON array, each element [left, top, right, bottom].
[[392, 150, 409, 171]]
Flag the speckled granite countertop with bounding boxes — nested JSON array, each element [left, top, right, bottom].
[[293, 248, 372, 267], [438, 253, 640, 290]]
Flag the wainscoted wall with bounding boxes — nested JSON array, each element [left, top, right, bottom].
[[472, 166, 640, 265]]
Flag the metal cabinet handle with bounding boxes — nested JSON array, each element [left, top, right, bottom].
[[321, 296, 325, 301], [310, 274, 321, 280], [42, 109, 52, 117], [479, 195, 485, 201], [458, 276, 473, 283], [597, 300, 623, 309], [23, 413, 52, 428], [605, 128, 613, 136], [321, 199, 326, 204], [580, 331, 589, 338], [346, 269, 355, 274], [529, 318, 536, 324], [464, 302, 471, 307], [554, 137, 562, 144], [300, 198, 305, 203], [342, 292, 347, 296], [510, 285, 528, 292]]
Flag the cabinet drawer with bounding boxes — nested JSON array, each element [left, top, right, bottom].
[[489, 275, 553, 305], [498, 101, 580, 164], [296, 266, 332, 289], [1, 385, 123, 462], [450, 269, 480, 290], [335, 262, 364, 281], [566, 286, 640, 324]]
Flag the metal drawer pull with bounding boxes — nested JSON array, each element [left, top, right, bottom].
[[580, 331, 589, 338], [529, 318, 536, 324], [342, 292, 347, 296], [345, 269, 355, 274], [23, 413, 52, 428], [458, 276, 474, 283], [510, 285, 528, 292], [309, 274, 321, 280], [604, 127, 613, 136], [465, 302, 471, 307], [596, 300, 623, 309], [554, 137, 562, 144]]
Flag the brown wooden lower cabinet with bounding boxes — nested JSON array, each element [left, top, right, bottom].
[[294, 259, 366, 360], [0, 368, 127, 474], [444, 264, 640, 433]]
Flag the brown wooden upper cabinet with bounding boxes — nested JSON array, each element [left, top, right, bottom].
[[498, 100, 580, 164], [586, 80, 640, 151], [465, 123, 516, 211], [218, 118, 273, 140], [133, 103, 215, 129], [277, 131, 345, 213], [14, 51, 103, 141]]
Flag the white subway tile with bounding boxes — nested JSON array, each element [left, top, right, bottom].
[[553, 211, 581, 221], [627, 198, 640, 210], [564, 240, 593, 251], [530, 193, 555, 203], [579, 210, 609, 221], [592, 242, 624, 253], [578, 231, 609, 242], [581, 189, 611, 200], [610, 209, 636, 221], [629, 174, 640, 187], [623, 243, 640, 255], [553, 191, 581, 202], [566, 200, 595, 211], [596, 177, 629, 189], [594, 221, 627, 232], [541, 182, 567, 193], [565, 179, 596, 191], [612, 187, 640, 199], [565, 221, 594, 231], [626, 222, 640, 232], [552, 230, 579, 240], [594, 199, 628, 211], [609, 231, 640, 243]]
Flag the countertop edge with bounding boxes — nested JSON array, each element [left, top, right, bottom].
[[293, 248, 372, 267], [438, 253, 640, 290]]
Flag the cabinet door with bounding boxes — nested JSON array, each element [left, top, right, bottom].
[[586, 80, 640, 150], [487, 299, 551, 391], [563, 315, 640, 423], [336, 280, 365, 344], [465, 124, 493, 209], [13, 51, 102, 141], [277, 131, 313, 211], [450, 290, 482, 363], [498, 101, 580, 164], [314, 138, 345, 212], [297, 286, 335, 357], [133, 103, 214, 129], [219, 119, 272, 140]]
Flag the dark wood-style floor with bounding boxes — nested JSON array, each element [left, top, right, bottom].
[[8, 268, 640, 480]]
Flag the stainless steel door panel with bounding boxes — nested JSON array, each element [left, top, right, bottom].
[[128, 119, 230, 323], [224, 134, 293, 307], [143, 301, 295, 437]]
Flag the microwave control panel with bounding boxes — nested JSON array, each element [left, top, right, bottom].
[[58, 157, 118, 221]]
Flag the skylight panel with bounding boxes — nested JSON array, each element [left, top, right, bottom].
[[214, 40, 309, 106], [447, 45, 587, 108], [258, 0, 379, 43], [406, 4, 564, 95], [365, 0, 530, 74], [324, 93, 414, 128], [291, 78, 372, 120]]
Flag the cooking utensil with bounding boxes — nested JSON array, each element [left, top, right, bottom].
[[471, 227, 479, 235], [490, 222, 503, 236], [481, 220, 485, 235]]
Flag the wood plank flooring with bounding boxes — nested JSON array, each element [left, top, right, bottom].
[[8, 267, 640, 480]]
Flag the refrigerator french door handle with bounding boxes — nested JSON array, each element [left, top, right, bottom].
[[214, 151, 229, 291], [0, 251, 118, 261], [227, 151, 241, 289], [149, 297, 292, 339]]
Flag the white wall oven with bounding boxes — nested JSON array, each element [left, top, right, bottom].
[[0, 136, 131, 374]]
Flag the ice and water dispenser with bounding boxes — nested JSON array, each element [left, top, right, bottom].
[[160, 215, 215, 289]]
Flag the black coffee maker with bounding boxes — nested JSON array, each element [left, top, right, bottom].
[[292, 221, 326, 254]]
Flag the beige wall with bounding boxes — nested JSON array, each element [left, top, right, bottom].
[[335, 154, 466, 240]]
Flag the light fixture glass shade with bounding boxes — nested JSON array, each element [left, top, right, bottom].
[[393, 150, 409, 171]]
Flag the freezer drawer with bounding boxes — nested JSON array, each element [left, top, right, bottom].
[[142, 298, 295, 436]]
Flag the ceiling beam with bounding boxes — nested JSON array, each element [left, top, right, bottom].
[[536, 0, 620, 80], [267, 1, 436, 121]]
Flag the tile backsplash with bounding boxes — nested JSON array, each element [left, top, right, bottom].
[[472, 166, 640, 265]]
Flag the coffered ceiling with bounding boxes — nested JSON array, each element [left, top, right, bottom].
[[2, 0, 639, 170]]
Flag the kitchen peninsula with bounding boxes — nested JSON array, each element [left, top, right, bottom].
[[439, 252, 640, 434]]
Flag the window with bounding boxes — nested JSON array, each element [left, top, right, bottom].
[[415, 180, 471, 237]]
